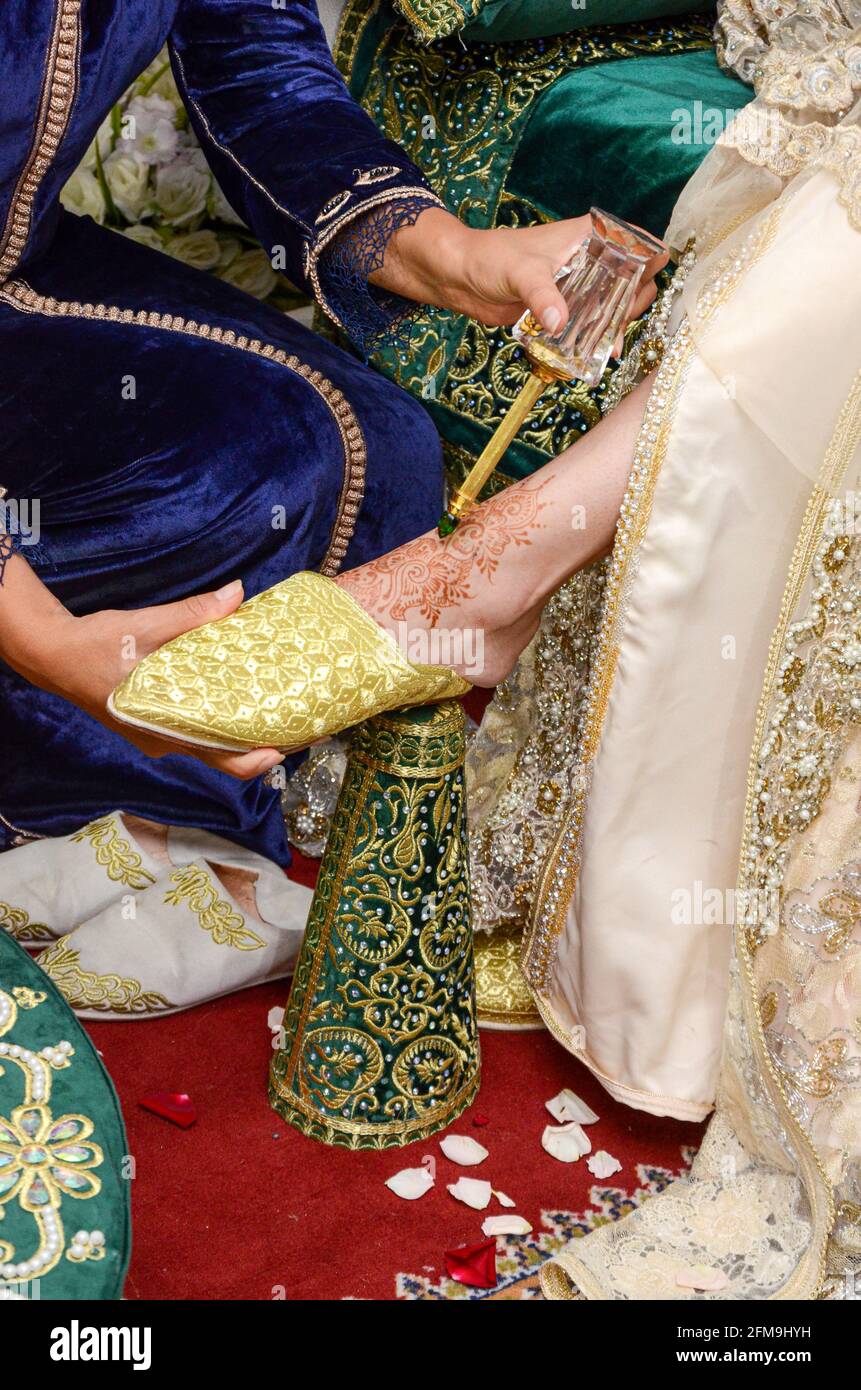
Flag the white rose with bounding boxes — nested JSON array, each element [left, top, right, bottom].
[[118, 94, 178, 166], [215, 235, 242, 270], [208, 178, 246, 228], [122, 223, 165, 253], [59, 167, 106, 223], [103, 151, 152, 222], [165, 229, 220, 271], [154, 161, 210, 227], [219, 248, 278, 300]]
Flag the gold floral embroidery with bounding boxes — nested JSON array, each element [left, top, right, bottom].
[[0, 904, 53, 944], [163, 865, 265, 951], [271, 702, 480, 1148], [0, 983, 103, 1285], [70, 814, 156, 891], [38, 938, 171, 1015]]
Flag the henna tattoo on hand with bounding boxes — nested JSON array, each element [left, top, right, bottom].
[[338, 479, 549, 625]]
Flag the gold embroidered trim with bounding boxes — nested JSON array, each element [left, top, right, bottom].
[[38, 938, 172, 1015], [163, 864, 265, 951], [0, 279, 366, 574], [70, 814, 156, 891], [271, 1066, 480, 1143], [0, 904, 53, 944], [0, 812, 42, 845], [0, 0, 82, 283], [734, 370, 861, 1300], [393, 0, 481, 43]]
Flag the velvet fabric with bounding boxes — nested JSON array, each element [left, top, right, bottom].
[[462, 0, 703, 43], [508, 48, 750, 257], [0, 2, 445, 864]]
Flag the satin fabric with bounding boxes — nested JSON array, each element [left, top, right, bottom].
[[0, 0, 444, 863], [541, 171, 861, 1119]]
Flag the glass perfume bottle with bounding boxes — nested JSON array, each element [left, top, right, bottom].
[[438, 209, 665, 536]]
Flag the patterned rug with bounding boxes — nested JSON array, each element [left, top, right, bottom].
[[396, 1159, 697, 1300]]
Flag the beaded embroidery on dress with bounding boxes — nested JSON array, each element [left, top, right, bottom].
[[464, 0, 861, 1298]]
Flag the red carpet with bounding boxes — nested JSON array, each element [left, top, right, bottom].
[[86, 961, 704, 1300]]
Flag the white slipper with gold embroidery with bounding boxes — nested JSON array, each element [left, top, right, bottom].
[[35, 856, 311, 1019], [0, 812, 167, 946], [0, 810, 301, 947]]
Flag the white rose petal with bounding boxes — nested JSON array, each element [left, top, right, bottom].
[[154, 162, 210, 227], [447, 1177, 492, 1210], [586, 1150, 622, 1179], [219, 248, 278, 300], [481, 1215, 532, 1237], [121, 223, 164, 254], [385, 1167, 434, 1201], [165, 229, 221, 271], [545, 1088, 599, 1125], [493, 1190, 516, 1208], [440, 1134, 489, 1166], [675, 1264, 730, 1292], [59, 168, 106, 224], [103, 151, 152, 222], [119, 94, 180, 166], [541, 1121, 591, 1163], [215, 236, 242, 271]]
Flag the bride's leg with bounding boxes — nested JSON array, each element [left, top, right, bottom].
[[337, 373, 650, 685]]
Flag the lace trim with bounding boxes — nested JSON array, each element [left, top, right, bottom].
[[716, 2, 861, 110], [319, 194, 440, 356], [723, 105, 861, 231], [309, 186, 443, 353]]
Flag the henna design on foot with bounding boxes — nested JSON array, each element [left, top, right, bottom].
[[339, 479, 550, 625]]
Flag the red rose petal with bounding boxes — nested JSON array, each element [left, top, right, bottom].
[[444, 1238, 498, 1289], [472, 1113, 490, 1127], [139, 1091, 197, 1128]]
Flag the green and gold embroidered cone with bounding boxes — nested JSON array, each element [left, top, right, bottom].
[[270, 700, 480, 1148]]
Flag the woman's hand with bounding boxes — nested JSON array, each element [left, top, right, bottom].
[[0, 560, 282, 780], [371, 207, 668, 337]]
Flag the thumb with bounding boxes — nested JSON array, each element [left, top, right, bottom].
[[136, 579, 245, 655], [516, 264, 568, 337]]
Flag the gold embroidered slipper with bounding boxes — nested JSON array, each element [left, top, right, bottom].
[[108, 571, 471, 754], [37, 856, 311, 1019]]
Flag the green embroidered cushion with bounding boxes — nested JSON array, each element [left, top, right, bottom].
[[395, 0, 702, 43], [336, 4, 749, 483], [0, 928, 130, 1300]]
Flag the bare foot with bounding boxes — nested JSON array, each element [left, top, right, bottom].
[[336, 375, 649, 685]]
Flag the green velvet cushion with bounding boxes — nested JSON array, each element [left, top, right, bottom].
[[0, 928, 130, 1300], [508, 48, 749, 236], [394, 0, 705, 43], [463, 0, 702, 43]]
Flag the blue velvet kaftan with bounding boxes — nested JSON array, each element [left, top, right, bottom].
[[0, 0, 445, 865]]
